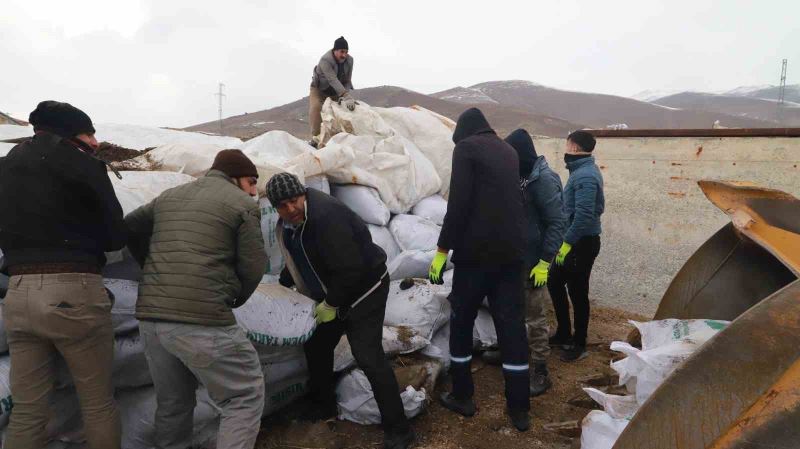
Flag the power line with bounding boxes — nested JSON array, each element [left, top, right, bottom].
[[214, 82, 226, 133]]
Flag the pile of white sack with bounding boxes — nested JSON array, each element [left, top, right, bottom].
[[0, 102, 476, 448], [579, 319, 730, 449]]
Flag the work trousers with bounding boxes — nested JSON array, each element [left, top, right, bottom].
[[309, 87, 337, 140], [303, 276, 409, 433], [524, 279, 551, 364], [449, 263, 530, 411], [140, 320, 265, 449], [547, 235, 601, 346], [4, 273, 120, 449]]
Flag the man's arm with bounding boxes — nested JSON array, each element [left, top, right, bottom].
[[234, 207, 268, 307], [344, 57, 354, 90], [279, 266, 295, 288], [563, 181, 598, 245], [437, 144, 474, 252], [76, 160, 128, 252], [319, 57, 348, 97], [534, 174, 566, 262], [124, 201, 156, 266]]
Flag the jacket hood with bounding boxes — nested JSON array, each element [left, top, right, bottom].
[[452, 108, 494, 144], [504, 129, 537, 178], [526, 156, 549, 182]]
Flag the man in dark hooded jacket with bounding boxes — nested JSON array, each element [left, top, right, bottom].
[[485, 129, 565, 396], [429, 108, 531, 431]]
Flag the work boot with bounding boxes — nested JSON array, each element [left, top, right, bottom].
[[481, 349, 502, 366], [529, 363, 552, 397], [507, 408, 531, 432], [384, 428, 416, 449], [548, 333, 572, 349], [299, 400, 338, 422], [438, 392, 476, 417], [561, 344, 588, 362]]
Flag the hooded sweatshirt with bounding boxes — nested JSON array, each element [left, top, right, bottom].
[[438, 108, 526, 265]]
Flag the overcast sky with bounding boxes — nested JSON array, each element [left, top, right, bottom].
[[2, 0, 798, 128]]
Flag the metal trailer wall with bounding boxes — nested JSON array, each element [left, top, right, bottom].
[[531, 135, 800, 315]]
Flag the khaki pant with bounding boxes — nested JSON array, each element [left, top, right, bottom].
[[309, 86, 335, 140], [4, 273, 120, 449], [140, 320, 265, 449], [525, 284, 551, 363]]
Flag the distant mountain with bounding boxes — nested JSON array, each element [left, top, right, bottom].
[[631, 89, 687, 102], [654, 92, 800, 126], [434, 80, 774, 129], [185, 85, 584, 140], [733, 84, 800, 104]]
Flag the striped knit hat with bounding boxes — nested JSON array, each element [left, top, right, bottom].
[[266, 172, 307, 207]]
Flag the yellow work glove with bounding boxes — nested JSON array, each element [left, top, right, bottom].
[[555, 242, 572, 266], [530, 260, 551, 287], [314, 300, 337, 324], [428, 251, 448, 285]]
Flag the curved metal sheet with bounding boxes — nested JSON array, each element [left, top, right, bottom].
[[613, 280, 800, 449]]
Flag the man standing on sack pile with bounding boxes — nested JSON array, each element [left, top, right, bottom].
[[0, 101, 127, 449], [548, 131, 604, 362], [308, 36, 356, 148], [428, 108, 532, 431], [125, 149, 267, 449], [481, 129, 565, 397], [266, 172, 415, 449]]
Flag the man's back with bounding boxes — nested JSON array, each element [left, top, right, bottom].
[[127, 170, 266, 326]]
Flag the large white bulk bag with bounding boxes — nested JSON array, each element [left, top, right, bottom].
[[387, 250, 452, 281], [333, 326, 430, 372], [331, 185, 391, 226], [367, 225, 401, 263], [389, 214, 441, 252], [335, 369, 426, 425], [0, 357, 11, 429], [258, 198, 284, 275], [384, 280, 450, 340], [104, 279, 139, 336], [233, 284, 317, 347], [411, 195, 448, 226], [112, 333, 152, 389]]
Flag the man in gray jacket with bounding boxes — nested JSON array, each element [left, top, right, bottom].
[[125, 149, 268, 449], [483, 129, 565, 396], [309, 36, 355, 147]]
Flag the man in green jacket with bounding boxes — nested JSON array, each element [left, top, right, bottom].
[[308, 36, 355, 147], [125, 149, 268, 449]]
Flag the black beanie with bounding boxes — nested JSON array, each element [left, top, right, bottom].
[[266, 172, 307, 207], [504, 129, 537, 178], [567, 130, 596, 152], [333, 36, 349, 51], [210, 149, 259, 178], [29, 101, 95, 138]]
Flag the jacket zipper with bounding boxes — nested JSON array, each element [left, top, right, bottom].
[[298, 205, 328, 295]]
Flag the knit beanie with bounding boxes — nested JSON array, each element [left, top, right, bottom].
[[29, 100, 95, 138], [266, 172, 307, 207], [333, 36, 349, 51], [567, 130, 596, 152], [504, 129, 537, 178], [210, 149, 258, 178]]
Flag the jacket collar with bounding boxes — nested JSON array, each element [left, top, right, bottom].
[[566, 155, 595, 172], [526, 156, 548, 182], [206, 169, 233, 182]]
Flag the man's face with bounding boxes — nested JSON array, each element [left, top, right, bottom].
[[333, 49, 348, 63], [565, 139, 582, 155], [75, 133, 99, 151], [236, 176, 259, 197], [277, 195, 307, 225]]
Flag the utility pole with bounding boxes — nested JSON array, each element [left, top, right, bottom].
[[214, 82, 226, 133], [777, 59, 787, 124]]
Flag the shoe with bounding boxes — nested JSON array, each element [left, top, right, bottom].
[[299, 400, 337, 421], [507, 408, 530, 432], [529, 364, 552, 397], [438, 392, 476, 417], [548, 333, 572, 348], [481, 349, 502, 366], [560, 344, 588, 362], [384, 428, 416, 449]]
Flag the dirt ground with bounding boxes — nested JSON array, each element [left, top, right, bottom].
[[255, 304, 647, 449]]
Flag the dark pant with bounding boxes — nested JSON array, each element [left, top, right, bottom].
[[547, 235, 601, 346], [303, 277, 409, 433], [448, 262, 530, 411]]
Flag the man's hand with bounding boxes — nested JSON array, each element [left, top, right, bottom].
[[530, 260, 551, 287], [314, 300, 338, 324], [429, 251, 448, 285], [340, 93, 357, 111], [555, 242, 572, 266]]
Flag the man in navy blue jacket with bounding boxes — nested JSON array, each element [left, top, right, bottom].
[[548, 130, 605, 362]]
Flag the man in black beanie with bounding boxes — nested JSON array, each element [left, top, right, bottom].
[[266, 172, 415, 449], [309, 36, 356, 147], [481, 129, 565, 397], [0, 101, 127, 449]]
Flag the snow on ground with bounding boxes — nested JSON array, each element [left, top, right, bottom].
[[630, 89, 687, 102], [722, 85, 773, 96]]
